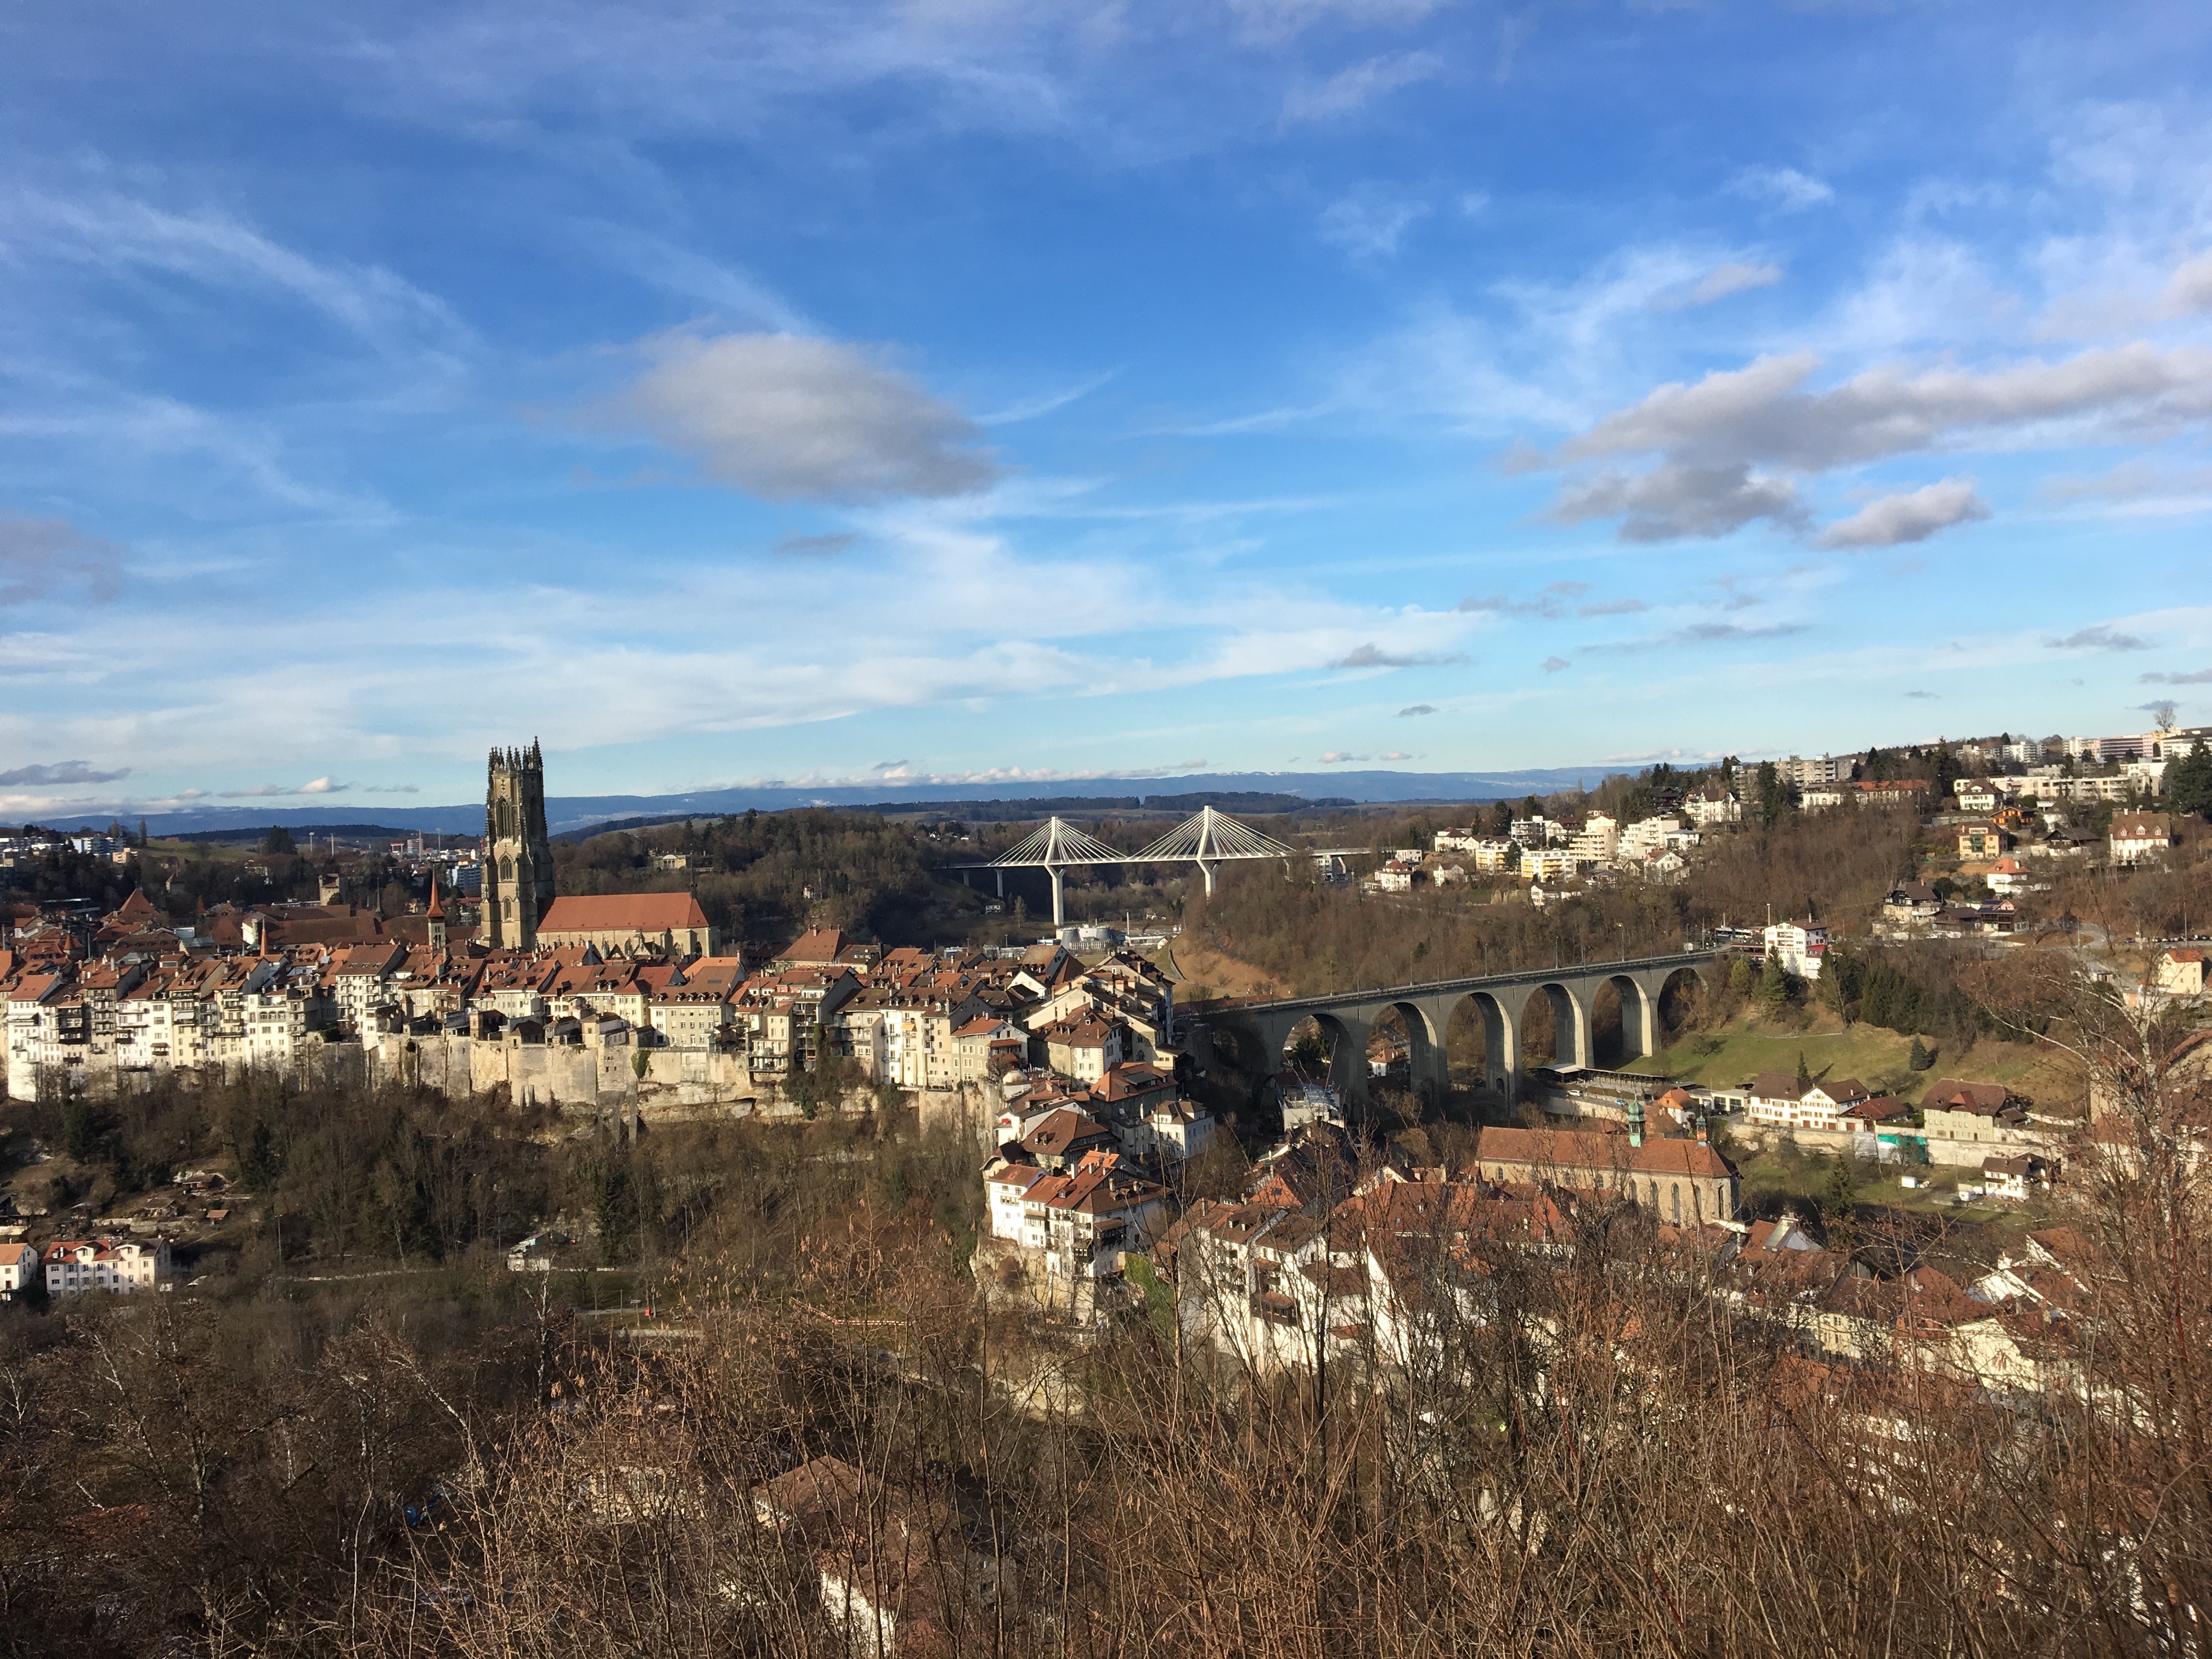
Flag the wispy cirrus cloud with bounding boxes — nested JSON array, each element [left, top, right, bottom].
[[1656, 620, 1811, 646], [1645, 261, 1783, 312], [1317, 185, 1434, 259], [2141, 667, 2212, 685], [1729, 165, 1834, 211], [1282, 50, 1441, 122], [1458, 581, 1650, 618], [0, 184, 469, 352]]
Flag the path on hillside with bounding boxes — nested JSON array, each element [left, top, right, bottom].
[[1161, 936, 1283, 1000]]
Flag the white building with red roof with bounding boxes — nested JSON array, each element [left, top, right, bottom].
[[43, 1237, 171, 1297]]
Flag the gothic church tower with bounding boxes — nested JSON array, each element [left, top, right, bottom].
[[485, 740, 555, 950]]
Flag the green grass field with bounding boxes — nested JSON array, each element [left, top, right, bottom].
[[1628, 1012, 2051, 1100]]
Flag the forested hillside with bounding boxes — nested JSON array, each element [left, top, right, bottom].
[[1188, 803, 1920, 998], [551, 809, 973, 943]]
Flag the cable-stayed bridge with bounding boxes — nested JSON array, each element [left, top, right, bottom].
[[950, 804, 1366, 923]]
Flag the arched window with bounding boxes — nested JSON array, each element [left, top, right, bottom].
[[503, 898, 514, 919], [500, 856, 514, 881], [1671, 1183, 1681, 1222]]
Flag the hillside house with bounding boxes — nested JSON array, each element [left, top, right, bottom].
[[2109, 811, 2177, 866], [43, 1237, 171, 1296], [1956, 822, 2010, 860], [2154, 949, 2207, 997]]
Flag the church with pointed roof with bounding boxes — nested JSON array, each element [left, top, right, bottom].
[[482, 740, 716, 960]]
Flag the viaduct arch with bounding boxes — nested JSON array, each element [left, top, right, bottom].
[[1186, 951, 1719, 1108]]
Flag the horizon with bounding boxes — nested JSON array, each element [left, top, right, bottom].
[[5, 3, 2211, 821]]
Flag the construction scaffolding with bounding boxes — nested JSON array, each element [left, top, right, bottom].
[[962, 805, 1304, 924]]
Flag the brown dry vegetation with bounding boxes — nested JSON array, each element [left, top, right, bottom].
[[4, 961, 2204, 1657], [1184, 808, 1920, 1002]]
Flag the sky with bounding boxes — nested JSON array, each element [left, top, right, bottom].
[[4, 0, 2212, 822]]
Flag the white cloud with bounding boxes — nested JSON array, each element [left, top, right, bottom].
[[613, 331, 1001, 503], [1318, 750, 1368, 763], [1548, 464, 1804, 542], [2044, 624, 2151, 652], [1646, 261, 1783, 312], [1562, 348, 2212, 470], [1817, 478, 1989, 549], [1541, 655, 1569, 673], [1283, 50, 1442, 122], [1378, 750, 1412, 760], [2038, 460, 2200, 503], [1317, 187, 1432, 259], [219, 777, 353, 798], [1330, 642, 1469, 668], [0, 760, 129, 787], [1728, 165, 1833, 211], [2163, 251, 2212, 315], [1, 518, 126, 607], [774, 531, 861, 557]]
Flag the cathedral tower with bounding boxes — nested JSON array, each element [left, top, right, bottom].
[[485, 740, 555, 950]]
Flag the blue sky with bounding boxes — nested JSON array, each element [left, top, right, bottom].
[[4, 0, 2211, 819]]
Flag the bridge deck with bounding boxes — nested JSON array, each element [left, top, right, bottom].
[[1192, 950, 1719, 1020]]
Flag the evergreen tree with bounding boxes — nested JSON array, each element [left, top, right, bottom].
[[1824, 1158, 1859, 1261], [263, 824, 296, 855], [2168, 741, 2212, 819], [1929, 740, 1963, 797], [1908, 1035, 1934, 1071], [1756, 953, 1790, 1012], [1796, 1049, 1813, 1089], [1754, 761, 1792, 830]]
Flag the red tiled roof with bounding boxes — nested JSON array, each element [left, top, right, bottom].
[[539, 893, 709, 934], [1472, 1125, 1734, 1180]]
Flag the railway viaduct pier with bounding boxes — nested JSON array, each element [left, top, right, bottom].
[[1182, 950, 1724, 1107]]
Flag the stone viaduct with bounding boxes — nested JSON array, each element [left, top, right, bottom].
[[1183, 950, 1723, 1105]]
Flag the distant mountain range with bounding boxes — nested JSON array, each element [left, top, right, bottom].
[[58, 766, 1632, 838]]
